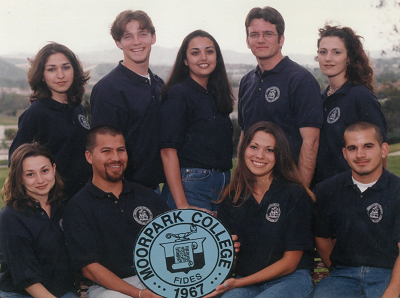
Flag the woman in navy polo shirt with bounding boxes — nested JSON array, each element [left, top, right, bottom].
[[160, 30, 234, 212], [0, 143, 75, 298], [9, 43, 91, 199], [314, 25, 387, 184], [207, 122, 315, 298]]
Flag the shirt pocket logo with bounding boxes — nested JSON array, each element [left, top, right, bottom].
[[265, 87, 280, 103], [366, 203, 383, 223], [266, 203, 281, 222]]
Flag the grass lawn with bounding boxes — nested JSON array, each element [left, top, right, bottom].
[[0, 116, 18, 126], [390, 143, 400, 153]]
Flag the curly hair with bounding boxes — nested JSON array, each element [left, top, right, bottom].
[[27, 42, 90, 105], [218, 121, 315, 206], [317, 24, 374, 92], [162, 30, 234, 115], [1, 143, 65, 212]]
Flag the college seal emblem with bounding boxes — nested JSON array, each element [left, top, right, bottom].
[[265, 87, 280, 102], [327, 107, 340, 124], [266, 203, 281, 222], [366, 203, 383, 223], [133, 206, 153, 225], [78, 114, 90, 129], [134, 209, 235, 297]]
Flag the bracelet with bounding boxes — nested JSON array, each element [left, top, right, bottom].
[[183, 205, 191, 209], [139, 289, 143, 298]]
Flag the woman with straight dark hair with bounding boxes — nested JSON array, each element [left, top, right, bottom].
[[205, 121, 314, 298], [0, 143, 75, 298], [314, 24, 387, 184], [160, 30, 234, 212], [9, 42, 91, 199]]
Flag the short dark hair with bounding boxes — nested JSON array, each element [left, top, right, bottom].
[[27, 42, 90, 105], [245, 7, 285, 38], [1, 142, 64, 212], [344, 121, 384, 146], [86, 125, 124, 153], [111, 10, 155, 41]]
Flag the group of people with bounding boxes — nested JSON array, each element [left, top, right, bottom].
[[0, 5, 397, 298]]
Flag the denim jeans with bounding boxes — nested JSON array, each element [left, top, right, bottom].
[[87, 275, 145, 298], [162, 168, 231, 212], [313, 266, 393, 298], [0, 291, 76, 298], [221, 269, 314, 298]]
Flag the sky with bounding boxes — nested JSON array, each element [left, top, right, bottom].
[[0, 0, 399, 57]]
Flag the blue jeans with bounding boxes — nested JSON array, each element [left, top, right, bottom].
[[221, 269, 314, 298], [162, 168, 231, 212], [313, 266, 393, 298], [0, 291, 76, 297]]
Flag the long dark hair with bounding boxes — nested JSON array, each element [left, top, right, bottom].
[[1, 143, 64, 212], [27, 42, 90, 105], [219, 121, 315, 205], [317, 24, 374, 93], [162, 30, 234, 115]]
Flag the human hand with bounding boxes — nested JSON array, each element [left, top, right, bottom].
[[181, 205, 212, 214], [232, 234, 240, 254], [203, 278, 237, 297], [138, 288, 162, 298]]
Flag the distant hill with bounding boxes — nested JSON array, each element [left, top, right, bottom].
[[0, 59, 28, 88]]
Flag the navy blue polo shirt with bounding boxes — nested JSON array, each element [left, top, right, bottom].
[[218, 178, 313, 280], [315, 82, 388, 183], [160, 77, 233, 171], [90, 62, 165, 189], [314, 169, 400, 269], [238, 57, 323, 162], [0, 202, 74, 296], [63, 180, 170, 278], [9, 98, 91, 199]]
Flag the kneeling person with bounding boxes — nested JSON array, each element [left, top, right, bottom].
[[64, 126, 168, 298], [314, 121, 400, 298]]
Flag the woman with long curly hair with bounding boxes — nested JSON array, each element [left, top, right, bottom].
[[314, 24, 387, 184], [0, 143, 75, 298], [205, 121, 315, 298], [160, 30, 234, 212], [9, 43, 91, 199]]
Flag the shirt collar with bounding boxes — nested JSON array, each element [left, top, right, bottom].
[[117, 61, 159, 85], [255, 56, 290, 76], [37, 98, 69, 110], [86, 180, 135, 199], [345, 168, 390, 190], [322, 80, 352, 98], [184, 76, 213, 94]]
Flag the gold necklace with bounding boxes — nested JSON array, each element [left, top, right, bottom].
[[327, 81, 346, 97]]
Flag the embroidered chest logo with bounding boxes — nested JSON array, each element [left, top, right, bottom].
[[133, 206, 153, 225], [265, 87, 280, 103], [366, 203, 383, 223], [266, 203, 281, 222], [327, 107, 340, 124], [78, 114, 90, 129]]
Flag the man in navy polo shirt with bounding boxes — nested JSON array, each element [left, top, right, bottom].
[[238, 6, 323, 187], [64, 126, 168, 298], [314, 121, 400, 298], [90, 10, 164, 190]]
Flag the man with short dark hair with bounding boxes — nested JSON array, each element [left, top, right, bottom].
[[314, 121, 400, 298], [90, 10, 164, 190], [64, 125, 168, 298], [238, 6, 323, 187]]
